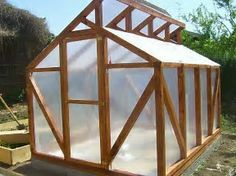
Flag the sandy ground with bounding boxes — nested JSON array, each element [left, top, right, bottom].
[[0, 119, 28, 131]]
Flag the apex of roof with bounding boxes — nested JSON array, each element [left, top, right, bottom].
[[134, 0, 171, 16]]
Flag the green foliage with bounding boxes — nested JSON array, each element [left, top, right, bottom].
[[182, 0, 236, 112]]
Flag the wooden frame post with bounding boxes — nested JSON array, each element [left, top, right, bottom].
[[155, 63, 166, 176], [217, 68, 221, 129], [207, 68, 213, 135], [97, 35, 111, 169], [26, 72, 36, 153], [194, 67, 202, 145], [178, 65, 187, 158], [59, 40, 70, 159]]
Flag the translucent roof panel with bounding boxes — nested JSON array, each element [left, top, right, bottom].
[[105, 28, 220, 66]]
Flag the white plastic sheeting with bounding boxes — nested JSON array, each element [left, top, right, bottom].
[[106, 28, 220, 66], [185, 68, 196, 150], [163, 68, 180, 167], [32, 72, 63, 133], [33, 96, 64, 158], [200, 69, 208, 137], [112, 94, 157, 176], [69, 104, 100, 163], [36, 45, 60, 68], [67, 39, 98, 100], [108, 39, 147, 63]]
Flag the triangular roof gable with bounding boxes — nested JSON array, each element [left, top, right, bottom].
[[28, 0, 219, 70]]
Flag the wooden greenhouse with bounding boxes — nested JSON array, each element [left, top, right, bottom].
[[26, 0, 221, 175]]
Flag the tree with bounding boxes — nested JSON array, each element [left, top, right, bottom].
[[182, 0, 236, 111]]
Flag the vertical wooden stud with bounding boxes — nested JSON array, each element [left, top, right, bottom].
[[155, 63, 166, 176], [97, 36, 111, 169], [178, 65, 187, 158], [194, 67, 202, 145], [148, 20, 154, 37], [125, 12, 132, 32], [60, 40, 70, 159], [176, 30, 182, 44], [207, 68, 213, 135], [26, 72, 36, 153], [165, 26, 170, 42]]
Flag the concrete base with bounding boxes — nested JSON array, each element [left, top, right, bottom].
[[182, 135, 222, 176], [31, 158, 94, 176]]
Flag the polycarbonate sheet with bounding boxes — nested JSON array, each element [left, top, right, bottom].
[[131, 9, 149, 29], [153, 18, 166, 31], [32, 72, 63, 133], [185, 68, 196, 149], [73, 23, 90, 31], [67, 39, 98, 100], [117, 19, 126, 30], [200, 69, 208, 137], [165, 106, 180, 167], [163, 68, 179, 121], [87, 10, 95, 23], [36, 45, 59, 68], [107, 39, 147, 63], [140, 26, 148, 36], [33, 96, 64, 158], [105, 28, 220, 66], [211, 70, 219, 130], [109, 68, 153, 145], [102, 0, 128, 26], [69, 104, 100, 163], [112, 94, 157, 176]]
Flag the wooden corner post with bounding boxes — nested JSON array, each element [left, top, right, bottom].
[[207, 68, 213, 135], [59, 40, 71, 159], [155, 63, 166, 176]]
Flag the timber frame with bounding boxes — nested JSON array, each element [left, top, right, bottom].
[[26, 0, 221, 176]]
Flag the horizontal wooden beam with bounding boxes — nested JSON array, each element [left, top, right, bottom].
[[109, 75, 155, 163], [29, 77, 64, 153], [106, 63, 153, 69], [68, 99, 99, 105], [66, 29, 97, 42], [31, 67, 61, 72], [117, 0, 185, 28]]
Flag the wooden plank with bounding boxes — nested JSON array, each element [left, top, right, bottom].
[[133, 15, 155, 32], [59, 40, 70, 159], [148, 19, 154, 37], [194, 67, 202, 145], [68, 99, 99, 105], [153, 22, 171, 36], [125, 12, 132, 31], [27, 0, 101, 70], [170, 27, 183, 44], [106, 6, 134, 27], [66, 29, 97, 42], [178, 65, 187, 159], [29, 77, 64, 152], [106, 63, 153, 69], [163, 76, 186, 158], [167, 129, 221, 176], [117, 0, 185, 28], [212, 69, 220, 130], [155, 64, 166, 176], [109, 75, 155, 163], [82, 18, 158, 63], [32, 67, 60, 72], [207, 68, 213, 136], [165, 25, 170, 42], [97, 36, 111, 168], [217, 68, 221, 128], [26, 73, 36, 153]]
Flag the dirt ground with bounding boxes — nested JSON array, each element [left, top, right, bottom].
[[193, 133, 236, 176]]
